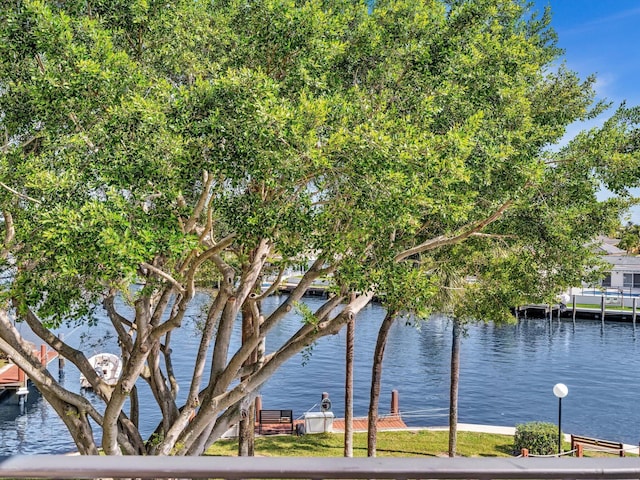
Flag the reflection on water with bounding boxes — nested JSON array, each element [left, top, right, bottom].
[[0, 387, 69, 454], [2, 294, 640, 454]]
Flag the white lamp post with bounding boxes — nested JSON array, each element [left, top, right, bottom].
[[553, 383, 568, 455]]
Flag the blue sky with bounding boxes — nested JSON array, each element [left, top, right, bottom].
[[533, 0, 640, 223], [540, 0, 640, 106]]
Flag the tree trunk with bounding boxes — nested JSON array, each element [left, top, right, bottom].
[[344, 316, 354, 457], [130, 385, 139, 429], [47, 396, 100, 455], [449, 318, 461, 457], [238, 303, 257, 457], [238, 402, 255, 456], [367, 311, 396, 457]]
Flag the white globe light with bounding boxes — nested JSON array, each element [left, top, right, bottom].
[[553, 383, 568, 398]]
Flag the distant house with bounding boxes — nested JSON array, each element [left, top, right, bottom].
[[592, 236, 640, 292]]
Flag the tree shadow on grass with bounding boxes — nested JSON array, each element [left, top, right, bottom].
[[370, 447, 439, 457], [485, 444, 516, 457]]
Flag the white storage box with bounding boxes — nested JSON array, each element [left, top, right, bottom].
[[304, 411, 334, 433]]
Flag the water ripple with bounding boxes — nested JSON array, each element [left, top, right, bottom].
[[2, 296, 640, 453]]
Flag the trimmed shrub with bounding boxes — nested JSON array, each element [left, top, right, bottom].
[[514, 422, 559, 455]]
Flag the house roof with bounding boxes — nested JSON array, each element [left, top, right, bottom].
[[598, 242, 627, 255], [590, 236, 626, 255], [602, 255, 640, 270]]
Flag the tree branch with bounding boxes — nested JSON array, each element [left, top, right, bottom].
[[260, 256, 333, 335], [155, 291, 228, 455], [20, 306, 114, 399], [1, 210, 15, 260], [175, 291, 374, 454], [0, 310, 104, 424], [103, 293, 134, 354], [255, 266, 286, 301], [141, 262, 185, 294], [0, 182, 41, 204], [394, 199, 513, 263], [183, 233, 236, 294], [184, 170, 215, 234], [68, 112, 96, 150]]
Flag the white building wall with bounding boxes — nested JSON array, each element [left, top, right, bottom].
[[600, 255, 640, 290], [610, 270, 625, 288]]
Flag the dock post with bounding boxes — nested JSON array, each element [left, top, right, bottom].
[[601, 295, 605, 327], [254, 396, 262, 416], [633, 298, 637, 328], [548, 304, 552, 322], [572, 295, 576, 323], [16, 367, 28, 410], [58, 334, 65, 372], [390, 389, 399, 416], [40, 344, 46, 366]]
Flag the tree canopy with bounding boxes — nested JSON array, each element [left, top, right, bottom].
[[0, 0, 639, 455]]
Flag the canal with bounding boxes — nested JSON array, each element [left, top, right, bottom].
[[1, 293, 639, 454]]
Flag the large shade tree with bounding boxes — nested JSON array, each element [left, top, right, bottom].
[[366, 102, 640, 454], [1, 0, 639, 456]]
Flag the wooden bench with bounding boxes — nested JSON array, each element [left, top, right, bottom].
[[258, 409, 294, 435], [571, 434, 625, 457]]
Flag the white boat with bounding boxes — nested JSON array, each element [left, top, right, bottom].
[[79, 353, 122, 389]]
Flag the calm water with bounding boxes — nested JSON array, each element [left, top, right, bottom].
[[2, 293, 639, 454]]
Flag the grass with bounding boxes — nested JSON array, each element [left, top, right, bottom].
[[205, 431, 636, 458], [205, 430, 517, 457], [573, 303, 632, 310]]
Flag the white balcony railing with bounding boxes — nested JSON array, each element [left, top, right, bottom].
[[1, 456, 640, 479]]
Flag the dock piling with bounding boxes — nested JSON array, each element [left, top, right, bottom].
[[58, 334, 66, 372], [255, 396, 262, 416], [390, 389, 399, 416]]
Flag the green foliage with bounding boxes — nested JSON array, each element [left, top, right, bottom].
[[1, 0, 635, 325], [146, 432, 164, 448], [514, 422, 559, 455], [296, 302, 318, 327], [1, 0, 640, 456], [617, 223, 640, 254]]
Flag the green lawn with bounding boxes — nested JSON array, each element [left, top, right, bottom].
[[205, 430, 517, 457], [205, 430, 636, 458], [573, 303, 635, 311]]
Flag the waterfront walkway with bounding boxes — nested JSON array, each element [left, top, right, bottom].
[[332, 415, 407, 432]]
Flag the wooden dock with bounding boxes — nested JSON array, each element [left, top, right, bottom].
[[516, 303, 640, 323], [252, 415, 406, 436], [331, 415, 406, 432], [252, 390, 405, 435], [0, 345, 58, 395]]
